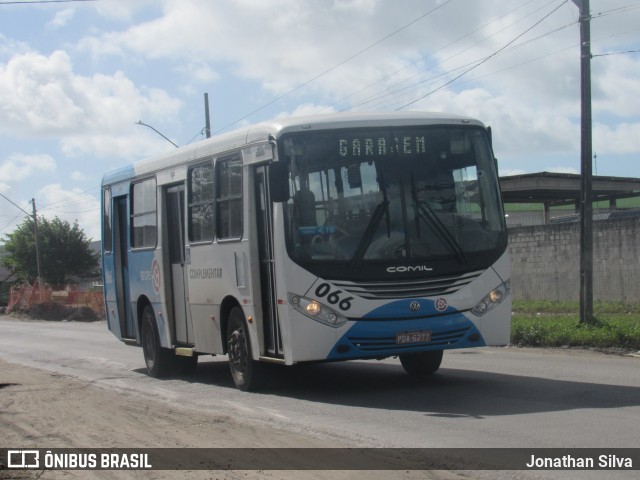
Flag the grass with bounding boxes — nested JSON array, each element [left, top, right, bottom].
[[511, 300, 640, 353]]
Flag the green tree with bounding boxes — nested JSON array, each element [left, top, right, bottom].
[[1, 216, 99, 286]]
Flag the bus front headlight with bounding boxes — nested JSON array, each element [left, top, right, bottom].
[[471, 280, 510, 317], [288, 294, 347, 327]]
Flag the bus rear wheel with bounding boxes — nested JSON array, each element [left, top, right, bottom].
[[141, 306, 171, 378], [226, 307, 261, 391], [399, 350, 443, 376]]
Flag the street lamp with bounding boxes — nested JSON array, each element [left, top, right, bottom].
[[136, 121, 179, 148]]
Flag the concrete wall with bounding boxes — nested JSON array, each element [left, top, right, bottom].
[[508, 218, 640, 302]]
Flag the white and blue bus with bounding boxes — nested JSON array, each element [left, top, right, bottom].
[[101, 112, 511, 391]]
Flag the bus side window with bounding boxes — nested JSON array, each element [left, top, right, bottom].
[[188, 162, 215, 242], [216, 156, 243, 240], [131, 178, 157, 249], [103, 187, 112, 253]]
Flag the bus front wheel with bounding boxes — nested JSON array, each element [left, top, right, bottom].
[[399, 350, 443, 376], [141, 306, 171, 378], [226, 307, 261, 391]]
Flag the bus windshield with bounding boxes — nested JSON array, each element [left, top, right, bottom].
[[279, 125, 507, 281]]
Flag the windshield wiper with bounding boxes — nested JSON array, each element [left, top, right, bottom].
[[416, 202, 467, 264], [410, 175, 466, 264], [349, 170, 390, 271], [348, 199, 389, 271]]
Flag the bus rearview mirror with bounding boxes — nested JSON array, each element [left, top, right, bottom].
[[269, 162, 290, 202]]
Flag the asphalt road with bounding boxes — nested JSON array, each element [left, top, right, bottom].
[[1, 317, 639, 479]]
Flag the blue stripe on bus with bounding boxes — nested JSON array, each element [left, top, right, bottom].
[[356, 297, 457, 319], [327, 300, 484, 360]]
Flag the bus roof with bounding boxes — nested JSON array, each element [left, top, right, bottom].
[[102, 111, 486, 186]]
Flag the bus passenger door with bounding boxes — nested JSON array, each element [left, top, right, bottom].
[[255, 165, 282, 357], [113, 196, 134, 339], [165, 185, 194, 346]]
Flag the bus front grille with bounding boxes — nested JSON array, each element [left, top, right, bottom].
[[347, 326, 470, 352], [330, 270, 483, 299]]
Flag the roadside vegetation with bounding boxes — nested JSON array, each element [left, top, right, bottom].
[[511, 300, 640, 353]]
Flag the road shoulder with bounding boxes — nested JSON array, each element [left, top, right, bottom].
[[0, 359, 457, 480]]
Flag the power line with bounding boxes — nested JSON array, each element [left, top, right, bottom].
[[0, 192, 32, 217], [339, 0, 571, 113], [592, 49, 640, 57], [592, 2, 640, 19], [396, 0, 569, 111], [43, 206, 100, 215], [448, 42, 576, 91], [320, 0, 544, 113], [0, 0, 97, 4], [212, 0, 455, 135], [185, 127, 207, 145], [0, 211, 28, 232], [367, 1, 640, 113], [345, 17, 575, 112], [40, 185, 101, 210]]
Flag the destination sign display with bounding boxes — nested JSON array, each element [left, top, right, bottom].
[[338, 135, 427, 158]]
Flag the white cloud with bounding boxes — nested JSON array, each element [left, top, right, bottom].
[[0, 153, 56, 183], [0, 0, 637, 242], [47, 9, 76, 30], [0, 33, 30, 60], [0, 50, 182, 158], [79, 0, 455, 97], [65, 0, 640, 177], [37, 184, 101, 241], [61, 131, 177, 160], [75, 2, 583, 124], [73, 0, 637, 121], [0, 51, 83, 133], [331, 0, 379, 14], [594, 122, 640, 155], [593, 54, 640, 118], [177, 61, 219, 84], [93, 0, 158, 22]]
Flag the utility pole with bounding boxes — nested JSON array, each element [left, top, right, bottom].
[[31, 198, 44, 301], [204, 93, 211, 139], [574, 0, 594, 324], [0, 193, 44, 297]]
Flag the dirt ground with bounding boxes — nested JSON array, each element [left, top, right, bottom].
[[0, 359, 462, 480]]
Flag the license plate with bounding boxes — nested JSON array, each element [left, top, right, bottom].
[[395, 330, 432, 345]]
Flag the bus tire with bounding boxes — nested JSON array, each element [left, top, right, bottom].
[[399, 350, 443, 376], [141, 305, 171, 378], [226, 306, 261, 391]]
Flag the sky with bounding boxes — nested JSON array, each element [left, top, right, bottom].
[[0, 0, 639, 242]]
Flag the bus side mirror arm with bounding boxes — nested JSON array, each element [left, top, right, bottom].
[[268, 162, 290, 203]]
